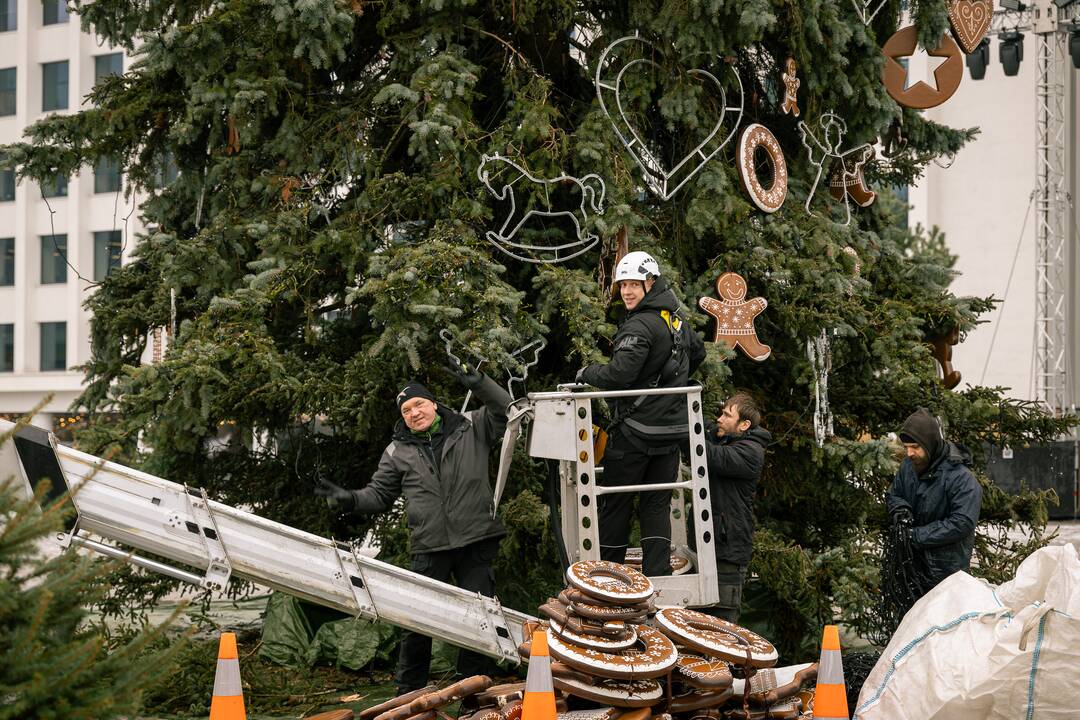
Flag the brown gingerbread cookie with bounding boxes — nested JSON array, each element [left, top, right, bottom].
[[781, 58, 800, 116], [698, 272, 771, 362], [827, 146, 876, 208]]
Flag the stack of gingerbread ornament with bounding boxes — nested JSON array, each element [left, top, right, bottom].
[[652, 607, 817, 720], [521, 560, 676, 711], [520, 560, 818, 720]]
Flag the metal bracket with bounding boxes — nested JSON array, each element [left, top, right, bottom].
[[1032, 0, 1059, 34], [331, 539, 378, 618], [182, 486, 234, 592]]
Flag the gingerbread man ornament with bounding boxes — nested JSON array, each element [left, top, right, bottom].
[[699, 272, 771, 361], [781, 58, 800, 116]]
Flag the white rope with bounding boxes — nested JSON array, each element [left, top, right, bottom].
[[980, 190, 1035, 386]]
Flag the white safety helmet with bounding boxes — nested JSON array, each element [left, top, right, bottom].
[[614, 251, 660, 283]]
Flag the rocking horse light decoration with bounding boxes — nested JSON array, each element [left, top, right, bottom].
[[477, 153, 607, 264], [595, 33, 745, 201]]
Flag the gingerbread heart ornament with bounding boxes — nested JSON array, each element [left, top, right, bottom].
[[948, 0, 992, 54]]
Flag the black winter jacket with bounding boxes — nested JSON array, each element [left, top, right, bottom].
[[705, 426, 771, 566], [349, 375, 510, 554], [886, 441, 982, 587], [581, 277, 706, 441]]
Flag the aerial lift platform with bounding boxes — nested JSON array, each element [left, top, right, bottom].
[[1, 385, 719, 664]]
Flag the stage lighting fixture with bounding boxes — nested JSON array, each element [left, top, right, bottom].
[[967, 37, 992, 79], [999, 30, 1025, 76]]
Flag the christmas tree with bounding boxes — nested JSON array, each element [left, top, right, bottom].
[[2, 0, 1073, 657], [0, 450, 181, 718]]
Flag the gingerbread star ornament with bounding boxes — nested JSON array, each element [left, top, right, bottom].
[[698, 272, 771, 361]]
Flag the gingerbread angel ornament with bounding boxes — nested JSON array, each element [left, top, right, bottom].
[[699, 272, 771, 361]]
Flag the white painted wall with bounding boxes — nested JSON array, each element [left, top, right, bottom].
[[0, 0, 145, 425], [907, 31, 1061, 402]]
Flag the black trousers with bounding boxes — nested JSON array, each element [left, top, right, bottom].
[[698, 560, 748, 623], [597, 430, 676, 577], [395, 537, 501, 693]]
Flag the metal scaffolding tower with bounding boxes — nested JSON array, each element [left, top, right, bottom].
[[993, 1, 1076, 413]]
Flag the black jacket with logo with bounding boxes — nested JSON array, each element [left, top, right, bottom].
[[348, 375, 509, 554], [581, 277, 706, 440], [704, 426, 771, 566], [886, 441, 982, 588]]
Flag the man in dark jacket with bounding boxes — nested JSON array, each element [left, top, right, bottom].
[[315, 364, 509, 694], [578, 251, 706, 577], [701, 391, 770, 622], [886, 408, 982, 595]]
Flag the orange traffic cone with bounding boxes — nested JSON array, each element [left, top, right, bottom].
[[813, 625, 848, 720], [521, 629, 557, 720], [209, 631, 247, 720]]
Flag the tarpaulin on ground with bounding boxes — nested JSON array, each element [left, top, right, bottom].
[[854, 543, 1080, 719], [258, 592, 399, 670]]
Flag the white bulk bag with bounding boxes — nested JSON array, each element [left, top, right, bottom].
[[854, 543, 1080, 719]]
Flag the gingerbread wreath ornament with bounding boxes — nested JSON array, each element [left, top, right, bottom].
[[737, 123, 788, 213], [698, 272, 771, 361]]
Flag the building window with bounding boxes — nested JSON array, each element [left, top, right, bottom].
[[0, 67, 14, 116], [0, 167, 14, 201], [41, 174, 67, 198], [40, 321, 66, 371], [153, 152, 179, 189], [94, 156, 121, 193], [42, 61, 68, 112], [0, 0, 16, 32], [40, 234, 67, 284], [42, 0, 68, 25], [1, 237, 13, 286], [0, 324, 12, 372], [94, 53, 123, 84], [93, 230, 122, 281]]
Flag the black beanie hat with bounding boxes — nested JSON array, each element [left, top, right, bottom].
[[899, 408, 945, 461], [396, 381, 436, 409]]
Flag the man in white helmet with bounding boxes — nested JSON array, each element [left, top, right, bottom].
[[576, 251, 706, 577]]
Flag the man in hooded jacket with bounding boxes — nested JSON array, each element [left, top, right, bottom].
[[701, 391, 771, 622], [315, 363, 509, 694], [577, 251, 706, 577], [886, 408, 982, 594]]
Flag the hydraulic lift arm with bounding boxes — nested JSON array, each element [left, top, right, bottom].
[[0, 420, 533, 665]]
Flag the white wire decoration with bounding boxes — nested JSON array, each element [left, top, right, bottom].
[[807, 329, 834, 448], [595, 33, 745, 201], [477, 153, 606, 264], [852, 0, 889, 25], [798, 111, 875, 226]]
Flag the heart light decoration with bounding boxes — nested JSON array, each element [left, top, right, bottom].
[[594, 34, 744, 201], [948, 0, 993, 54], [851, 0, 890, 25]]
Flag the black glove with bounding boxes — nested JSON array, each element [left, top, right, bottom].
[[445, 355, 484, 389], [890, 505, 914, 526], [314, 476, 356, 512]]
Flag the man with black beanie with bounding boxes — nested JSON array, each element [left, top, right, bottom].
[[315, 359, 510, 694], [886, 408, 982, 595]]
